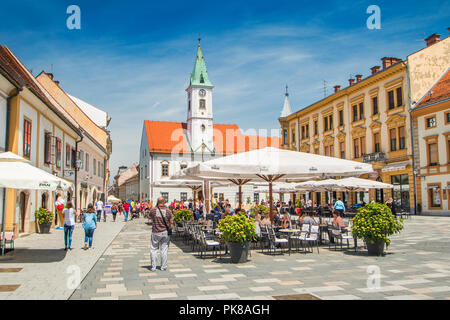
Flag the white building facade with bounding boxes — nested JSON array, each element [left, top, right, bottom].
[[139, 40, 282, 206]]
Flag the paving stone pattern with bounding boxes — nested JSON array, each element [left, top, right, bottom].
[[69, 216, 450, 300]]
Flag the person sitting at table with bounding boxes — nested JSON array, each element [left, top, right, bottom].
[[332, 211, 347, 229], [298, 211, 307, 224], [302, 212, 317, 226], [261, 214, 272, 226], [281, 209, 292, 229], [221, 206, 232, 219]]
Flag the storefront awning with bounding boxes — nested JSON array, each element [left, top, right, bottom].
[[381, 161, 411, 173]]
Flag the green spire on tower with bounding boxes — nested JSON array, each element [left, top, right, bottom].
[[190, 37, 213, 87]]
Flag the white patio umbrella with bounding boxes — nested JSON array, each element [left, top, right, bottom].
[[334, 177, 393, 191], [0, 152, 73, 190], [0, 152, 73, 255], [180, 147, 373, 218], [107, 195, 121, 203]]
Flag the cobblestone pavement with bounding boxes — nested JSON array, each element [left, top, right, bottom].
[[0, 215, 125, 300], [69, 215, 450, 300]]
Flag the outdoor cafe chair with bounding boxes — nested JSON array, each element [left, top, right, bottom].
[[0, 232, 14, 251], [302, 225, 320, 254], [198, 229, 221, 259], [267, 225, 289, 255], [329, 226, 353, 251]]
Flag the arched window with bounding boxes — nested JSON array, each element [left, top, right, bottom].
[[161, 161, 169, 177], [199, 99, 206, 109], [201, 124, 206, 132]]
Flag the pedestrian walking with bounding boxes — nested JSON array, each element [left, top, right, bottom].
[[149, 197, 173, 271], [111, 203, 118, 222], [123, 201, 130, 221], [55, 193, 65, 228], [82, 203, 97, 250], [96, 199, 104, 222], [63, 201, 75, 250]]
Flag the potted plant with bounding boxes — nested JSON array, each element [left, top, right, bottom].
[[351, 202, 403, 256], [218, 212, 257, 263], [173, 208, 193, 226], [35, 207, 54, 234]]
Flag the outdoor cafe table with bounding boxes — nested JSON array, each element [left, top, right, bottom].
[[279, 229, 300, 254]]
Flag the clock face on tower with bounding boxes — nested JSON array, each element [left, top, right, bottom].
[[199, 89, 206, 97]]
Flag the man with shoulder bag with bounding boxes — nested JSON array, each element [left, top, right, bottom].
[[148, 197, 173, 271]]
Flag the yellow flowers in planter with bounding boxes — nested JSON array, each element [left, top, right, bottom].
[[218, 212, 257, 243], [173, 209, 193, 222], [352, 202, 403, 246]]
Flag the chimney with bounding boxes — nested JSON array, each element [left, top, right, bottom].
[[54, 81, 60, 86], [349, 78, 355, 86], [381, 57, 401, 69], [448, 27, 450, 35], [425, 33, 440, 47], [47, 73, 54, 80], [355, 74, 362, 82], [371, 66, 380, 75], [334, 85, 341, 93]]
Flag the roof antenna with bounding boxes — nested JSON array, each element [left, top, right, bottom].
[[322, 80, 328, 97]]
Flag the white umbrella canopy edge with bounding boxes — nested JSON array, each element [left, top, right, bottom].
[[0, 152, 73, 191], [184, 147, 373, 179], [180, 147, 373, 217]]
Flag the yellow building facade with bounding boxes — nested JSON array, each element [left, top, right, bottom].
[[280, 58, 416, 211], [0, 46, 83, 236]]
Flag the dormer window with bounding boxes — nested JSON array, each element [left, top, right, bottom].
[[200, 74, 205, 83], [199, 99, 206, 109]]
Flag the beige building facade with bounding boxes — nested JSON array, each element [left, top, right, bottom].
[[36, 72, 112, 212], [409, 31, 450, 215]]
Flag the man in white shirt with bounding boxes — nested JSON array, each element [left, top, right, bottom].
[[96, 200, 104, 222]]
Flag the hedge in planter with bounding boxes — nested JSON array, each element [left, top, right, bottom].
[[173, 209, 193, 223], [351, 202, 403, 255], [218, 213, 257, 263]]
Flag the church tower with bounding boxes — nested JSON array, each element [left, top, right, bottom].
[[186, 38, 214, 154]]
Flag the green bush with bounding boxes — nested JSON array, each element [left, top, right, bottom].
[[218, 212, 257, 243], [173, 208, 193, 222], [352, 202, 403, 246], [295, 199, 303, 208], [35, 207, 54, 224], [249, 204, 269, 216]]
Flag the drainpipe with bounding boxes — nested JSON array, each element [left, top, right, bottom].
[[74, 131, 83, 214], [2, 87, 22, 256], [404, 61, 418, 215], [150, 153, 154, 203]]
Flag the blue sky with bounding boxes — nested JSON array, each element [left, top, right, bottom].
[[1, 0, 449, 179]]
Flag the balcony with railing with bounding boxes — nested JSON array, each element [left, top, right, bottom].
[[362, 152, 386, 163]]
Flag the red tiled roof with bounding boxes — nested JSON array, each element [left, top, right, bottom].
[[416, 69, 450, 108], [144, 120, 281, 154]]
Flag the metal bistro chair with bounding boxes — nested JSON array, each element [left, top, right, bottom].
[[302, 225, 320, 254], [267, 225, 289, 255], [198, 229, 221, 259], [259, 225, 270, 253], [0, 232, 14, 252], [290, 223, 310, 253], [329, 226, 353, 251]]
